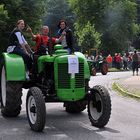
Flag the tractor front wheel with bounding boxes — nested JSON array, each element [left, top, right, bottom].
[[26, 87, 46, 132], [88, 85, 111, 128]]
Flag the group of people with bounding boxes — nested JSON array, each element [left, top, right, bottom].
[[106, 52, 139, 76], [89, 51, 139, 76], [7, 19, 73, 74]]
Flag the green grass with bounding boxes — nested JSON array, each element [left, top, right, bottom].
[[112, 82, 129, 96], [108, 68, 129, 72]]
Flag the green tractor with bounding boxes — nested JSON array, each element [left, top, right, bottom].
[[88, 58, 108, 76], [0, 44, 111, 132]]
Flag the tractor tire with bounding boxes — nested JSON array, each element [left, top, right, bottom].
[[1, 66, 22, 117], [91, 68, 96, 76], [65, 101, 87, 113], [101, 63, 108, 75], [26, 87, 46, 132], [88, 85, 111, 128]]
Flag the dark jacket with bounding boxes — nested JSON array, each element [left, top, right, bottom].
[[57, 27, 73, 52], [8, 28, 22, 46]]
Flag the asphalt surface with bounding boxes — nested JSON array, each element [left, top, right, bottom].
[[0, 71, 140, 140]]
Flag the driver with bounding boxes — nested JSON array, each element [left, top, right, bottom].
[[27, 25, 65, 55]]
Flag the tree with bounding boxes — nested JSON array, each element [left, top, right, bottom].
[[43, 0, 75, 36], [68, 0, 138, 55], [68, 0, 110, 31], [0, 4, 9, 52], [75, 21, 101, 52], [102, 0, 138, 54], [0, 0, 47, 51]]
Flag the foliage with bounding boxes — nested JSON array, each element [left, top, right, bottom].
[[0, 4, 9, 52], [0, 0, 139, 55], [0, 0, 47, 51], [102, 0, 138, 55], [43, 0, 75, 36], [75, 21, 101, 52], [68, 0, 138, 55], [68, 0, 110, 31]]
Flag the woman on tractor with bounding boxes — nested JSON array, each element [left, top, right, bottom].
[[7, 19, 32, 72], [56, 19, 74, 54]]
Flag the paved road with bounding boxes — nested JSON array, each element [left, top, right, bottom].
[[0, 71, 140, 140]]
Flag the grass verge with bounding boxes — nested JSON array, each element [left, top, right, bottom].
[[108, 68, 129, 72], [112, 82, 140, 101]]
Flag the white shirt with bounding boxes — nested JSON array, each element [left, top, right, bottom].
[[7, 31, 28, 53], [61, 36, 67, 48]]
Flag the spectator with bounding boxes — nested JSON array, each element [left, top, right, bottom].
[[116, 53, 122, 69], [132, 50, 139, 76], [122, 53, 128, 70], [128, 53, 132, 70], [113, 53, 117, 68], [106, 54, 113, 68]]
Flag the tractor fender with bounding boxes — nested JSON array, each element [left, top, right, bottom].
[[1, 53, 26, 81]]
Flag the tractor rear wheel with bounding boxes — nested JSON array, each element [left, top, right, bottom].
[[1, 66, 22, 117]]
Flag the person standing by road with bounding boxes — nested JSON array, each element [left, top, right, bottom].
[[7, 19, 32, 71], [57, 19, 73, 54], [106, 54, 113, 68], [122, 53, 128, 70], [132, 50, 139, 76]]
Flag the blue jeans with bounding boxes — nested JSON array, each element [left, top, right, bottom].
[[64, 47, 71, 54], [67, 48, 71, 54], [12, 46, 32, 71]]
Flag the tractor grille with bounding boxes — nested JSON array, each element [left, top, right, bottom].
[[58, 63, 84, 88], [58, 63, 70, 88], [75, 63, 84, 88]]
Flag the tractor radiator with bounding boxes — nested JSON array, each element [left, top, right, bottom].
[[58, 63, 84, 89]]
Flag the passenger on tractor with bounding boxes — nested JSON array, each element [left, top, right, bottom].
[[27, 25, 66, 55], [7, 19, 32, 73], [95, 53, 103, 61], [26, 25, 66, 77], [56, 19, 74, 54]]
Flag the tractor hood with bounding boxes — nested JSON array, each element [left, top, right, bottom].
[[38, 52, 90, 79]]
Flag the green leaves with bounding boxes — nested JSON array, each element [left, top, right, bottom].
[[0, 4, 9, 52], [0, 0, 47, 52], [69, 0, 138, 55], [43, 0, 75, 35], [75, 21, 101, 52], [0, 5, 9, 29]]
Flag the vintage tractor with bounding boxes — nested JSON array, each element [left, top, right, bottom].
[[0, 44, 111, 132], [88, 58, 108, 76]]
